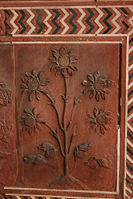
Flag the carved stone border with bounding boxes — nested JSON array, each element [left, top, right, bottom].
[[0, 1, 132, 199]]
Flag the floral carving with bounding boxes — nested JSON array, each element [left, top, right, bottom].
[[23, 153, 56, 169], [20, 70, 50, 101], [49, 47, 78, 76], [0, 120, 11, 143], [20, 108, 45, 134], [0, 82, 11, 105], [23, 154, 47, 165], [38, 142, 57, 158], [84, 156, 110, 169], [20, 47, 115, 189], [87, 107, 111, 134], [73, 143, 91, 161], [82, 71, 112, 101]]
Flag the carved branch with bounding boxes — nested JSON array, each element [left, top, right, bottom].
[[67, 87, 89, 130], [44, 92, 64, 131], [62, 76, 68, 128], [68, 133, 75, 154], [44, 122, 65, 157]]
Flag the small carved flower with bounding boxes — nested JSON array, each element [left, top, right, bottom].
[[49, 47, 78, 76], [0, 120, 11, 143], [20, 70, 50, 101], [0, 83, 11, 105], [82, 71, 112, 101], [84, 156, 110, 169], [20, 108, 45, 134], [88, 107, 111, 134]]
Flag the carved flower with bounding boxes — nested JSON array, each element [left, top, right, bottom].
[[20, 70, 50, 101], [38, 142, 57, 158], [87, 107, 111, 134], [20, 108, 45, 134], [23, 154, 47, 165], [82, 71, 112, 101], [73, 143, 91, 161], [0, 83, 11, 105], [49, 47, 78, 76], [84, 156, 110, 169], [0, 120, 11, 143]]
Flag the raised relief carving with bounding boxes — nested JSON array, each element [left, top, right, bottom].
[[0, 82, 11, 106], [82, 71, 112, 101], [87, 107, 112, 134], [20, 70, 50, 101], [84, 156, 110, 169], [20, 47, 113, 189], [38, 142, 57, 158], [23, 143, 57, 169], [20, 108, 45, 134], [23, 154, 48, 165], [0, 120, 11, 143], [73, 143, 91, 161], [49, 47, 78, 76]]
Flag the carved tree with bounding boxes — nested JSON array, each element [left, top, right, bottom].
[[20, 47, 112, 189]]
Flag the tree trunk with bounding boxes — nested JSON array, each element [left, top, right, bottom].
[[64, 154, 69, 176]]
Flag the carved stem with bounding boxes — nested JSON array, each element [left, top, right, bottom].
[[68, 133, 74, 154], [62, 76, 68, 128], [67, 87, 89, 129], [44, 92, 63, 131], [64, 128, 68, 176], [67, 101, 76, 129], [44, 122, 65, 157]]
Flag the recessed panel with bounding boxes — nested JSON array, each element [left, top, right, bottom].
[[15, 43, 120, 192]]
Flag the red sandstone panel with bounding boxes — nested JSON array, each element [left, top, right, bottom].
[[15, 43, 120, 191], [0, 0, 131, 198], [0, 44, 18, 186]]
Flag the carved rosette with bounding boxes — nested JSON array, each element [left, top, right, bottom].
[[20, 108, 45, 134], [87, 107, 112, 134], [82, 71, 112, 101], [49, 47, 78, 76], [20, 70, 50, 101]]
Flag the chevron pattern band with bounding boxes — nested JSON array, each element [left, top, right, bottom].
[[4, 8, 133, 35]]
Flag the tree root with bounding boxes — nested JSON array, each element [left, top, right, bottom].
[[49, 174, 88, 190]]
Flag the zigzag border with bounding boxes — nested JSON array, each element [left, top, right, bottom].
[[0, 5, 133, 199], [3, 7, 132, 35]]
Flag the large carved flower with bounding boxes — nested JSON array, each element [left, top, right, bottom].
[[0, 82, 11, 106], [82, 71, 112, 101], [87, 107, 111, 134], [49, 47, 78, 76], [20, 70, 50, 101], [20, 108, 45, 134]]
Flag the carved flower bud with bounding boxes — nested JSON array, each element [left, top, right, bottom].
[[82, 80, 88, 86]]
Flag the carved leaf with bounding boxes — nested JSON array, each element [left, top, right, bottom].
[[37, 142, 57, 158], [84, 156, 110, 169], [23, 154, 47, 165], [73, 143, 91, 161]]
